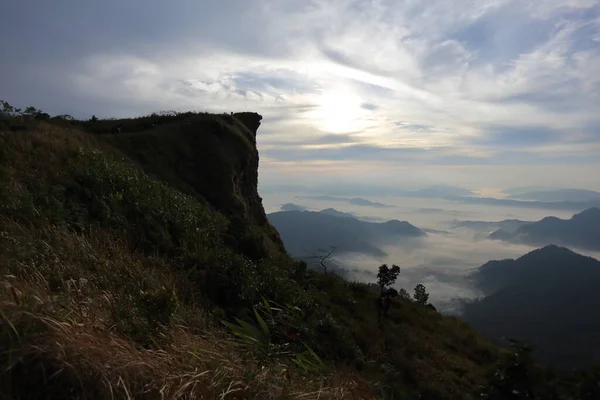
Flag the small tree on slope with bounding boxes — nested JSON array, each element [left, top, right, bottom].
[[377, 264, 400, 324], [413, 284, 430, 306]]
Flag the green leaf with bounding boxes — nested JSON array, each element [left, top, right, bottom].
[[254, 307, 270, 340], [262, 298, 272, 315]]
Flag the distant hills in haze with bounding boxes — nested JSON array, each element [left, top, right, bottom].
[[267, 209, 424, 258], [449, 195, 600, 211], [406, 184, 473, 198], [280, 203, 308, 212], [489, 208, 600, 251], [463, 245, 600, 368], [452, 218, 531, 234], [319, 208, 356, 218], [262, 183, 474, 199], [297, 196, 395, 208], [295, 185, 479, 208], [506, 189, 600, 202], [276, 184, 600, 212]]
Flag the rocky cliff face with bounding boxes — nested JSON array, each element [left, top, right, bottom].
[[104, 112, 285, 259]]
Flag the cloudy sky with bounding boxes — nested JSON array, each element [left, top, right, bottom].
[[2, 0, 599, 192]]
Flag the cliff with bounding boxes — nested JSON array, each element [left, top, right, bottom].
[[103, 112, 286, 260]]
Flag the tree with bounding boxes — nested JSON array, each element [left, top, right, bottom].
[[309, 245, 337, 275], [377, 264, 400, 324], [377, 264, 400, 297], [1, 100, 15, 117], [22, 106, 38, 118], [1, 100, 21, 118], [398, 288, 411, 300], [413, 284, 429, 305]]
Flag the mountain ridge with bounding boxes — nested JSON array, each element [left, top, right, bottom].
[[507, 189, 600, 202], [464, 245, 600, 368], [268, 209, 424, 258], [489, 207, 600, 251]]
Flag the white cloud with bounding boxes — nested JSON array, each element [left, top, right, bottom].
[[5, 0, 600, 190]]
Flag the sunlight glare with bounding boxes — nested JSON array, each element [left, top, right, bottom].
[[315, 87, 363, 133]]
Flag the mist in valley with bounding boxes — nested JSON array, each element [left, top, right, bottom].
[[263, 191, 599, 313]]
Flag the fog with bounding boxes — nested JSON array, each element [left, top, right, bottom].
[[263, 192, 600, 313], [334, 233, 536, 313]]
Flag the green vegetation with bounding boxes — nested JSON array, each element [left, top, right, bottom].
[[0, 101, 598, 399]]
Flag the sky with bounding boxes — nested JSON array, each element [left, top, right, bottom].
[[1, 0, 600, 192]]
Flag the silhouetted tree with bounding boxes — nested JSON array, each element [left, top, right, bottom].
[[398, 288, 411, 300], [413, 284, 429, 305], [377, 264, 400, 324], [377, 264, 400, 297], [309, 245, 337, 275], [23, 106, 38, 118]]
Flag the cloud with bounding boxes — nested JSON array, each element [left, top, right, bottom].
[[1, 0, 599, 190]]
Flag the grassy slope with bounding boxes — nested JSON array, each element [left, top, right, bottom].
[[0, 115, 537, 399]]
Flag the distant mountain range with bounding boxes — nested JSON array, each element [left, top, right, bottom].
[[449, 195, 600, 211], [297, 196, 395, 208], [406, 184, 473, 198], [463, 245, 600, 368], [502, 186, 551, 195], [267, 209, 424, 258], [319, 208, 356, 218], [262, 183, 474, 199], [280, 203, 308, 212], [489, 207, 600, 251], [452, 218, 531, 234], [507, 189, 600, 202]]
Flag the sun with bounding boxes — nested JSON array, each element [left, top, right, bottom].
[[315, 87, 363, 133]]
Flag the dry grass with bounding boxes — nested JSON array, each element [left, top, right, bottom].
[[0, 220, 373, 399]]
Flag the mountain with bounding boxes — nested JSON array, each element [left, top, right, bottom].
[[319, 208, 355, 218], [489, 208, 600, 251], [2, 105, 595, 398], [464, 246, 600, 368], [268, 210, 424, 258], [378, 219, 425, 236], [409, 184, 473, 198], [260, 183, 473, 199], [507, 189, 600, 202], [280, 202, 308, 211], [297, 195, 395, 208], [452, 218, 531, 233], [449, 195, 600, 211], [349, 197, 395, 208], [503, 186, 551, 195], [320, 207, 385, 222]]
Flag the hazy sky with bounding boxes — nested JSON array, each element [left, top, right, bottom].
[[2, 0, 599, 191]]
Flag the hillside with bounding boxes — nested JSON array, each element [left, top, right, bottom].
[[1, 108, 598, 399], [268, 210, 424, 258], [489, 208, 600, 251], [464, 245, 600, 368]]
